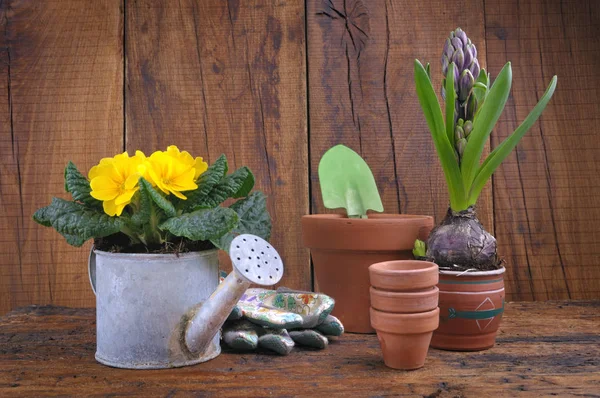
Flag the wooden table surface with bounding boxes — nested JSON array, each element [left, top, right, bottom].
[[0, 301, 598, 397]]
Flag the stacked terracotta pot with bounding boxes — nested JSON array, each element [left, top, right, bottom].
[[369, 260, 440, 370]]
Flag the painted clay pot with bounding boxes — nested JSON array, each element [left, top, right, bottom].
[[430, 268, 506, 351], [302, 214, 434, 333], [370, 307, 440, 370]]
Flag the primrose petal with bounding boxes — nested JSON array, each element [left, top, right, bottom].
[[114, 189, 137, 206]]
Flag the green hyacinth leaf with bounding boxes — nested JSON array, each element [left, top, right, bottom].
[[33, 197, 123, 246], [318, 144, 383, 218], [461, 62, 512, 191], [212, 191, 271, 252], [468, 75, 557, 204], [64, 161, 100, 208], [414, 59, 467, 211], [472, 68, 490, 107], [445, 63, 458, 147], [159, 206, 239, 242]]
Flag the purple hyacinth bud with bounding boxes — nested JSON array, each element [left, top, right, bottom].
[[451, 37, 463, 52], [452, 48, 464, 70], [443, 38, 454, 58], [442, 55, 449, 75], [453, 62, 460, 83], [459, 69, 474, 101], [471, 43, 477, 60], [455, 28, 468, 47], [441, 85, 446, 101], [470, 59, 481, 79], [464, 45, 473, 69]]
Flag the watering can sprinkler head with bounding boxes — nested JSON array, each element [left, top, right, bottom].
[[184, 234, 284, 354]]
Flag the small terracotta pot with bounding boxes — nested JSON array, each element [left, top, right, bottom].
[[369, 260, 439, 291], [370, 287, 439, 313], [370, 307, 439, 370], [431, 268, 506, 351], [302, 214, 434, 333]]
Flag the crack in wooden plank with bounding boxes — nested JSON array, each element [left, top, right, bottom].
[[344, 44, 357, 128], [226, 0, 237, 50], [383, 0, 401, 212], [257, 90, 273, 193], [3, 0, 26, 298], [536, 33, 571, 299], [190, 0, 211, 163]]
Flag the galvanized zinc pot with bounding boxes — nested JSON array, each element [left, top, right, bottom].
[[88, 234, 284, 369]]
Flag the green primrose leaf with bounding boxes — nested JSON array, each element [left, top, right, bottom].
[[131, 179, 153, 226], [414, 59, 467, 210], [62, 233, 87, 247], [182, 154, 229, 210], [190, 166, 255, 210], [318, 144, 383, 217], [138, 178, 176, 218], [33, 197, 123, 247], [468, 75, 557, 205], [64, 161, 100, 208], [461, 62, 512, 191], [159, 206, 239, 242], [211, 191, 271, 252]]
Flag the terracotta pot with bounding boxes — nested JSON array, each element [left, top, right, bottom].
[[370, 307, 439, 370], [302, 214, 434, 333], [369, 287, 439, 313], [431, 268, 506, 351], [369, 260, 439, 291]]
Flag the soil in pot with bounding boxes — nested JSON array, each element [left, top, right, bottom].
[[302, 214, 434, 333], [431, 268, 505, 351]]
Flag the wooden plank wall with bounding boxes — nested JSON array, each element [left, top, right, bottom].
[[0, 0, 598, 314]]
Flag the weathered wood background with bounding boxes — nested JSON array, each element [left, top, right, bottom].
[[1, 0, 598, 314]]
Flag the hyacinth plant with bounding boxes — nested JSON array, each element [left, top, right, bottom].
[[33, 146, 270, 253], [413, 28, 557, 270]]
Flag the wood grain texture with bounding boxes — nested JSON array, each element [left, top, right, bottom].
[[0, 301, 598, 396], [0, 0, 599, 314], [126, 0, 309, 289], [306, 0, 494, 231], [0, 0, 124, 314], [485, 0, 600, 300]]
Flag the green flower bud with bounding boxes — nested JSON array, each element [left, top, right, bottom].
[[455, 125, 465, 142], [463, 120, 473, 137]]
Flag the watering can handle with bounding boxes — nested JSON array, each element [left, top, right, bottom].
[[88, 246, 97, 295]]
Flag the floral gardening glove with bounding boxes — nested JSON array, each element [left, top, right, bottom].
[[222, 287, 344, 355]]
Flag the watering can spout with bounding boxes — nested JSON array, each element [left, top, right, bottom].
[[184, 234, 284, 355]]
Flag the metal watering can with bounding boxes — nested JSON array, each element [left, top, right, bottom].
[[88, 234, 284, 369]]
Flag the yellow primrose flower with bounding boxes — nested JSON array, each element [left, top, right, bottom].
[[146, 147, 198, 199], [164, 145, 208, 180], [89, 151, 146, 216], [194, 156, 208, 179]]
